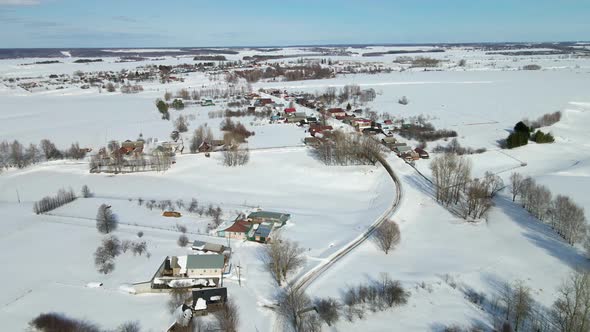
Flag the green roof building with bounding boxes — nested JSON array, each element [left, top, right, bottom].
[[247, 211, 290, 226]]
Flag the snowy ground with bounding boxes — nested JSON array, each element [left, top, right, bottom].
[[1, 46, 590, 331]]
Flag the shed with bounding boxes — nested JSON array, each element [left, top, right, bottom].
[[192, 241, 226, 254]]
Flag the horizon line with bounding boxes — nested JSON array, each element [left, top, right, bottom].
[[1, 40, 589, 50]]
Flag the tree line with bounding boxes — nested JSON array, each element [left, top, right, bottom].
[[274, 273, 409, 332], [33, 188, 77, 214], [431, 153, 503, 220], [0, 138, 87, 171], [311, 130, 385, 166], [510, 172, 587, 246]]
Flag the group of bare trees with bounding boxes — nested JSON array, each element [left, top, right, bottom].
[[0, 138, 86, 171], [524, 111, 562, 130], [223, 146, 250, 167], [260, 233, 305, 286], [174, 115, 189, 133], [431, 154, 502, 220], [432, 138, 487, 155], [33, 188, 77, 214], [90, 142, 172, 174], [29, 312, 141, 332], [372, 220, 401, 254], [552, 270, 590, 332], [496, 280, 541, 332], [461, 171, 504, 219], [347, 274, 408, 320], [311, 130, 385, 166], [510, 172, 587, 246], [220, 118, 254, 144], [284, 273, 409, 331], [430, 153, 473, 206], [94, 232, 147, 275], [275, 286, 321, 332], [233, 63, 333, 83], [313, 85, 377, 107], [208, 107, 272, 120], [165, 85, 250, 102], [94, 235, 121, 274]]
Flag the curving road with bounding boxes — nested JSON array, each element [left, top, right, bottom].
[[292, 154, 403, 292]]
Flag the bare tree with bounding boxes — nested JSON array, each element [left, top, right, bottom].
[[81, 185, 92, 198], [190, 126, 205, 153], [175, 115, 189, 133], [167, 288, 191, 314], [101, 235, 122, 258], [315, 297, 340, 326], [276, 286, 312, 332], [117, 321, 141, 332], [512, 280, 532, 331], [260, 233, 305, 285], [510, 173, 524, 202], [482, 171, 504, 198], [178, 234, 189, 247], [372, 220, 401, 254], [213, 299, 240, 332], [552, 270, 590, 332], [96, 204, 117, 234]]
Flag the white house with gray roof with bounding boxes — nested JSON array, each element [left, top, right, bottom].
[[185, 255, 225, 279]]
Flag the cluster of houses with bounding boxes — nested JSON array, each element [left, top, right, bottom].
[[90, 135, 179, 173], [261, 90, 432, 163], [217, 210, 291, 243], [148, 209, 291, 330]]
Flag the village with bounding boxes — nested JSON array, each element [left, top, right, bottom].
[[89, 87, 430, 177]]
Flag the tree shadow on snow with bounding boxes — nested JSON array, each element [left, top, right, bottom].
[[493, 196, 590, 271]]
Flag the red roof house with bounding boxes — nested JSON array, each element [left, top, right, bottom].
[[220, 220, 251, 240], [309, 125, 334, 136]]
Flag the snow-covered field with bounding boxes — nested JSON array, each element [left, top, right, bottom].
[[1, 46, 590, 331]]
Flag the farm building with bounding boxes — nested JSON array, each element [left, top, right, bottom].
[[191, 241, 226, 255], [163, 211, 182, 218], [247, 211, 290, 226], [248, 222, 274, 243]]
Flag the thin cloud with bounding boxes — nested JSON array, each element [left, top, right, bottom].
[[0, 0, 41, 5], [112, 15, 138, 23]]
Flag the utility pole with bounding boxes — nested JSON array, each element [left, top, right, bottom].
[[237, 261, 241, 287], [16, 189, 21, 203]]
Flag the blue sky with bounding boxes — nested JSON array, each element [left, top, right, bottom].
[[0, 0, 588, 48]]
